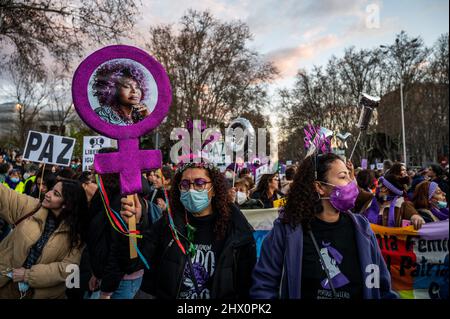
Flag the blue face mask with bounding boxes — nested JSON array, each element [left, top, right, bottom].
[[180, 189, 212, 214], [10, 177, 20, 183], [437, 201, 447, 209]]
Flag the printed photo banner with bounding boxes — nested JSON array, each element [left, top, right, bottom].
[[72, 45, 172, 195], [371, 221, 449, 299], [72, 45, 172, 260]]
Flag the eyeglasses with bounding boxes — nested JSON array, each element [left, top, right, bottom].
[[179, 178, 212, 192]]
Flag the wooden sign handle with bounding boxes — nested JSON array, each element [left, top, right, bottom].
[[127, 194, 138, 259]]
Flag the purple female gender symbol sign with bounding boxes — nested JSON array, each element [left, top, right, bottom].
[[72, 45, 172, 194]]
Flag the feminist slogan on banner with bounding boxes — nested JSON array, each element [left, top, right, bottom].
[[371, 222, 448, 299]]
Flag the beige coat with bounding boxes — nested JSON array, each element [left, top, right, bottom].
[[0, 184, 83, 299]]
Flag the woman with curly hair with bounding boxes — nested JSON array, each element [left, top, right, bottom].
[[251, 153, 397, 299], [92, 60, 150, 125], [120, 162, 256, 299]]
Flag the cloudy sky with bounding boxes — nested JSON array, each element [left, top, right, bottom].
[[127, 0, 449, 91], [1, 0, 448, 121]]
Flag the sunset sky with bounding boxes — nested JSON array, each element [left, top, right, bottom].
[[0, 0, 448, 124]]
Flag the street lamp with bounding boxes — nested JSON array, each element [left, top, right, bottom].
[[380, 45, 408, 166]]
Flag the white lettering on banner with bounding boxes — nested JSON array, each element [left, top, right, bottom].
[[23, 131, 75, 166], [82, 136, 112, 172], [65, 264, 80, 289], [365, 264, 380, 288]]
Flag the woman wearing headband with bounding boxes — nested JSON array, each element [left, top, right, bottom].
[[120, 162, 256, 299], [251, 153, 397, 299], [375, 173, 424, 229], [412, 181, 448, 223]]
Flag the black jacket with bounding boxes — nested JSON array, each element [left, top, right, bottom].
[[86, 191, 150, 293], [142, 204, 256, 299], [239, 198, 264, 210], [250, 190, 284, 208]]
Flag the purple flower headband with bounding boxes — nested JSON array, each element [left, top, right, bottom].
[[175, 161, 219, 175]]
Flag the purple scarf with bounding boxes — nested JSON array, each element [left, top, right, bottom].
[[379, 177, 404, 227], [364, 197, 380, 224], [431, 207, 449, 221]]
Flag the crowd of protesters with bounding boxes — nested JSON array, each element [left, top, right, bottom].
[[0, 145, 448, 299]]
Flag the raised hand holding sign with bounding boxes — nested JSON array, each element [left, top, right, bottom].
[[72, 45, 171, 258]]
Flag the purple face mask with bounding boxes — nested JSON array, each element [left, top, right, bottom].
[[320, 180, 359, 212]]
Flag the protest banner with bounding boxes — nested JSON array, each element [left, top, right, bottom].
[[23, 131, 75, 166], [371, 221, 449, 299], [82, 136, 112, 171], [242, 207, 279, 258]]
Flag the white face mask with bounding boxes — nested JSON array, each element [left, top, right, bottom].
[[236, 191, 247, 205], [23, 173, 30, 180]]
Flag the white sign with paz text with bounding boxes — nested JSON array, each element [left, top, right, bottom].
[[23, 131, 76, 167]]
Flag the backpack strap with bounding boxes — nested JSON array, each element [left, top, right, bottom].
[[12, 204, 42, 229]]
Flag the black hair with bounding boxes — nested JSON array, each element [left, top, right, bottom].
[[254, 173, 278, 197], [161, 166, 174, 182], [77, 171, 94, 184], [389, 162, 406, 176], [357, 169, 375, 190], [57, 167, 76, 180], [0, 163, 8, 175], [285, 166, 297, 181], [57, 180, 89, 250], [430, 164, 444, 177], [170, 166, 231, 240], [383, 159, 393, 174]]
